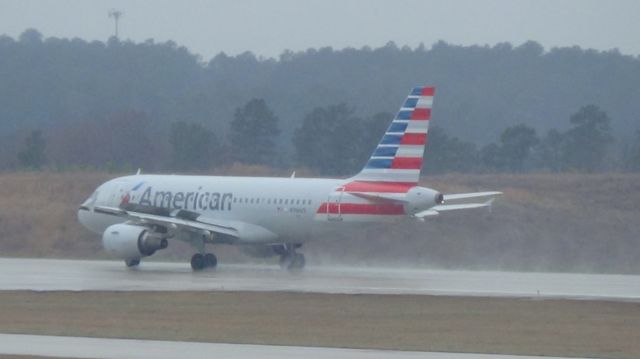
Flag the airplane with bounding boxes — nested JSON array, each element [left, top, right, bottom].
[[78, 86, 501, 271]]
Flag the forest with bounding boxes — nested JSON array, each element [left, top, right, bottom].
[[2, 29, 640, 175]]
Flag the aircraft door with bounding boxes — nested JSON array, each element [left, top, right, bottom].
[[327, 187, 344, 221], [108, 180, 127, 207]]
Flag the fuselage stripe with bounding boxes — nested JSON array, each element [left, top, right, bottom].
[[317, 202, 405, 215]]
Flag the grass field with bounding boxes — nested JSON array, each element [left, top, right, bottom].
[[0, 171, 639, 273], [0, 291, 638, 358], [1, 171, 639, 358]]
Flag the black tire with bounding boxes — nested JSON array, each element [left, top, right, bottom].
[[125, 258, 140, 267], [279, 254, 291, 269], [204, 253, 218, 268], [295, 253, 306, 269], [190, 253, 206, 271], [288, 253, 305, 272]]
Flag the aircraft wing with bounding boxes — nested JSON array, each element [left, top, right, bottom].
[[94, 205, 239, 239]]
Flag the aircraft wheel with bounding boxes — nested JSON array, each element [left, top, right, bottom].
[[125, 258, 140, 268], [288, 253, 306, 272], [204, 253, 218, 268], [279, 254, 292, 269], [280, 253, 305, 271], [191, 253, 206, 271]]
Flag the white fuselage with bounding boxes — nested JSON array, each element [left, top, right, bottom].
[[78, 174, 409, 245]]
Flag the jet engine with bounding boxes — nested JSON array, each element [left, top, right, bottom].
[[403, 186, 444, 215], [102, 223, 168, 260]]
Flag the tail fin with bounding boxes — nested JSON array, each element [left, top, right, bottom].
[[351, 86, 434, 184]]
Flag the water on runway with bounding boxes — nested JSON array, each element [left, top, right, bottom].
[[0, 333, 597, 359], [0, 258, 638, 301]]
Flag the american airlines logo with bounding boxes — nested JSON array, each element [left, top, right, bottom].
[[136, 186, 233, 211]]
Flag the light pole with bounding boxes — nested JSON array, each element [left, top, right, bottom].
[[108, 9, 124, 39]]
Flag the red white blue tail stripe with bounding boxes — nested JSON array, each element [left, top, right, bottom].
[[351, 86, 434, 184], [315, 86, 435, 221]]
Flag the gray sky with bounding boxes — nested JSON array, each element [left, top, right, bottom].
[[0, 0, 638, 60]]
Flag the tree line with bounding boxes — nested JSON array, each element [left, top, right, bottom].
[[2, 29, 640, 174], [15, 96, 640, 175]]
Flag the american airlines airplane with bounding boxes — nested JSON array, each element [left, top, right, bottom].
[[78, 86, 500, 271]]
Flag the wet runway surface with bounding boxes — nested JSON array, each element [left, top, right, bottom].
[[1, 258, 638, 301], [0, 334, 594, 359]]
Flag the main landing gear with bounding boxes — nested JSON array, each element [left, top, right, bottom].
[[278, 244, 306, 272], [191, 252, 218, 271]]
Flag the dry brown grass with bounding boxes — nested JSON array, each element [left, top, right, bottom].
[[0, 291, 638, 358], [0, 170, 639, 273], [0, 171, 113, 258]]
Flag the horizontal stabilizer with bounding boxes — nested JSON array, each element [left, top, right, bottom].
[[443, 191, 502, 201], [414, 199, 495, 219]]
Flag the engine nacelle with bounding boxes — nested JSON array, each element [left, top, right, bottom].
[[403, 186, 444, 215], [102, 223, 168, 260]]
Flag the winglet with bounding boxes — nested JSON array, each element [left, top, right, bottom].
[[136, 168, 142, 175]]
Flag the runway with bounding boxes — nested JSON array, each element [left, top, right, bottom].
[[0, 334, 594, 359], [1, 257, 638, 300]]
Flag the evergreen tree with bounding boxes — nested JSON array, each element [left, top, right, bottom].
[[230, 99, 280, 165], [18, 129, 47, 169], [423, 126, 477, 174], [293, 104, 362, 175], [537, 129, 566, 172], [499, 124, 539, 172], [480, 143, 506, 172], [625, 130, 640, 172], [169, 121, 220, 171], [563, 105, 614, 172]]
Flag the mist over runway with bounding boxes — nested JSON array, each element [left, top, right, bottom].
[[0, 334, 594, 359], [1, 258, 638, 301]]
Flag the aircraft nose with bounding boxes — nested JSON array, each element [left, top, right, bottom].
[[77, 205, 91, 227]]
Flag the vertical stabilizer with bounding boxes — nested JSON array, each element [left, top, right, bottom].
[[351, 86, 435, 184]]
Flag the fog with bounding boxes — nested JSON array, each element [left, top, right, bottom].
[[0, 1, 639, 275], [1, 0, 639, 59]]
